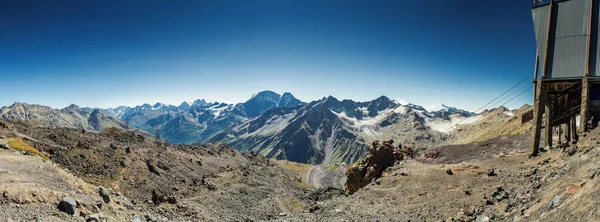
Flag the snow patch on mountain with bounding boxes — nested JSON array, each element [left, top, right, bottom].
[[151, 103, 165, 110], [332, 103, 482, 134], [407, 103, 427, 112], [362, 127, 382, 139], [331, 109, 388, 127], [103, 106, 129, 119], [207, 103, 233, 119], [430, 104, 477, 116], [425, 115, 483, 132], [393, 105, 408, 114], [394, 98, 410, 105], [357, 107, 369, 116], [248, 91, 280, 102]]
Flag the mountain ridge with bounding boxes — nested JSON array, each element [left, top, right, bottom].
[[0, 103, 127, 132], [0, 91, 525, 164]]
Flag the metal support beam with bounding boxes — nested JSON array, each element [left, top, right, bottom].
[[580, 78, 591, 134], [530, 80, 547, 157]]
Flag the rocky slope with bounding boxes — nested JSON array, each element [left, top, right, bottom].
[[0, 145, 145, 221], [0, 120, 313, 221], [452, 105, 533, 144], [5, 110, 599, 221], [271, 126, 600, 221]]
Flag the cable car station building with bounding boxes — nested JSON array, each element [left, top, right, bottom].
[[530, 0, 600, 156]]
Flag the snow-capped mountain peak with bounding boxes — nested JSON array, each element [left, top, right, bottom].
[[243, 90, 303, 117], [152, 102, 164, 110], [247, 90, 280, 102], [394, 98, 410, 105], [191, 99, 208, 108], [428, 104, 476, 117], [179, 101, 191, 110], [406, 103, 427, 112]]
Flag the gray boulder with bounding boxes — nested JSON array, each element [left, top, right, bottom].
[[133, 214, 145, 222], [0, 139, 9, 149], [58, 196, 77, 215], [548, 195, 562, 210], [99, 187, 111, 203], [475, 215, 490, 222]]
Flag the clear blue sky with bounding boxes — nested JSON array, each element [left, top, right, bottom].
[[0, 0, 536, 111]]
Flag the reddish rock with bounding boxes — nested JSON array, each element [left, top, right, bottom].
[[567, 183, 582, 195]]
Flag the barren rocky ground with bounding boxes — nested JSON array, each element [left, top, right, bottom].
[[2, 118, 600, 221], [0, 148, 144, 221], [0, 120, 312, 221], [277, 131, 600, 221]]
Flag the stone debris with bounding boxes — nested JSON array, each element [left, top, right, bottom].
[[99, 187, 111, 204], [146, 160, 161, 176], [475, 215, 490, 222], [345, 140, 403, 194], [547, 195, 562, 210], [133, 214, 143, 222], [0, 139, 9, 149], [588, 166, 598, 179], [399, 144, 414, 158], [487, 168, 496, 176], [538, 158, 550, 165], [567, 183, 582, 195], [86, 214, 101, 222], [308, 202, 321, 213], [58, 196, 77, 215], [421, 150, 441, 159]]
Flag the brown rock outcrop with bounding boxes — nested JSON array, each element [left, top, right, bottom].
[[345, 140, 403, 194]]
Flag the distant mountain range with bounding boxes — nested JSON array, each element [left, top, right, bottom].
[[0, 90, 525, 164], [0, 103, 125, 131]]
